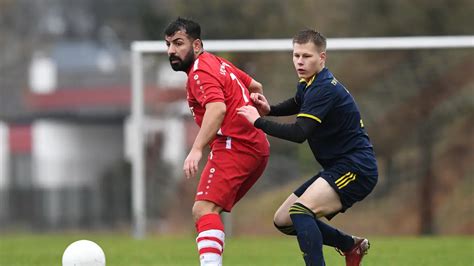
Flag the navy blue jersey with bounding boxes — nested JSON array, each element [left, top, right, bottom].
[[294, 68, 378, 176]]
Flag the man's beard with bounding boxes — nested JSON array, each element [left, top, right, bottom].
[[169, 49, 194, 72]]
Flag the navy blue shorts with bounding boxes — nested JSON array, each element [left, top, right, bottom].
[[294, 164, 377, 219]]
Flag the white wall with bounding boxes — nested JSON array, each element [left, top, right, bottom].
[[32, 119, 123, 189], [160, 117, 185, 179]]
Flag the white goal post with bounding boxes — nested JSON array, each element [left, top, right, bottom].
[[130, 35, 474, 239]]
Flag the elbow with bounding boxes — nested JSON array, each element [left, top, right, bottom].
[[250, 80, 263, 94], [255, 82, 263, 93], [293, 125, 308, 143], [217, 104, 227, 119]]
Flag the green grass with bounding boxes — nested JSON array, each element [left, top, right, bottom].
[[0, 234, 473, 265]]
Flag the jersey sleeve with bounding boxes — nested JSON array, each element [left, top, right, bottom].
[[191, 69, 225, 107], [231, 64, 252, 88], [297, 85, 336, 123]]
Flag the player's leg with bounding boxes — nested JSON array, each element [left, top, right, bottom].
[[273, 193, 298, 235], [192, 200, 225, 266], [290, 177, 346, 265], [273, 175, 317, 235], [326, 172, 376, 266], [300, 175, 355, 253], [273, 175, 353, 248], [193, 150, 267, 266], [192, 151, 231, 266], [273, 191, 354, 252]]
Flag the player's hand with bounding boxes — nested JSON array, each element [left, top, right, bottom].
[[237, 105, 261, 125], [183, 147, 202, 179], [250, 93, 270, 116]]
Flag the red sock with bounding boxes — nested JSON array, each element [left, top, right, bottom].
[[195, 213, 225, 264]]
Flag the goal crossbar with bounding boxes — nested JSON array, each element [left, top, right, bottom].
[[132, 35, 474, 53]]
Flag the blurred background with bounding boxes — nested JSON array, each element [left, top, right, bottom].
[[0, 0, 472, 238]]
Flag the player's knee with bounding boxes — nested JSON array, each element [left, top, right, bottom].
[[191, 204, 206, 222], [192, 201, 221, 222], [273, 210, 290, 227], [273, 210, 296, 235]]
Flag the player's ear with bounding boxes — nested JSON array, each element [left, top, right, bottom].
[[320, 51, 326, 60], [193, 39, 203, 53]]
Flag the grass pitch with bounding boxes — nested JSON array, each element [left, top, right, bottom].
[[0, 234, 472, 265]]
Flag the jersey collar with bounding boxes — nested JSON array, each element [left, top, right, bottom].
[[299, 74, 316, 89]]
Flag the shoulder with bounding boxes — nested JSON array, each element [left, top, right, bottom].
[[189, 54, 219, 77], [196, 52, 221, 70], [307, 81, 337, 97], [319, 70, 347, 95]]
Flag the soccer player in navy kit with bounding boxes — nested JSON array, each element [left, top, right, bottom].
[[238, 29, 378, 266]]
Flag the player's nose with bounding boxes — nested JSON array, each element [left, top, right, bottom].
[[167, 45, 177, 56]]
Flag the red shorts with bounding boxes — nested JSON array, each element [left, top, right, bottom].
[[195, 148, 269, 212]]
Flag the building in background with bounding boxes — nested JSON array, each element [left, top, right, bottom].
[[0, 35, 191, 230]]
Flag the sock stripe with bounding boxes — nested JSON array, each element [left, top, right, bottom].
[[289, 203, 315, 217], [197, 236, 224, 248], [198, 247, 222, 255], [197, 229, 225, 240], [198, 240, 223, 253]]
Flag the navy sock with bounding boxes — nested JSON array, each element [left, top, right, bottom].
[[289, 203, 325, 266], [315, 219, 355, 252]]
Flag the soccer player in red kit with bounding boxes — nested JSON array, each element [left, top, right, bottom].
[[164, 17, 269, 265]]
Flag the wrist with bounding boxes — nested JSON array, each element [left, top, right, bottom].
[[267, 106, 274, 116], [254, 117, 264, 128], [191, 145, 204, 152]]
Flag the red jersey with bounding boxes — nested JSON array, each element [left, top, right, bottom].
[[186, 52, 269, 155]]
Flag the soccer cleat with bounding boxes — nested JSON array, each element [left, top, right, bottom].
[[337, 236, 370, 266]]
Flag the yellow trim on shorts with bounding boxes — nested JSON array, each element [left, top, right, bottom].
[[335, 172, 357, 189]]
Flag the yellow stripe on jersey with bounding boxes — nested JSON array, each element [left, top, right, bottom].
[[297, 113, 322, 123]]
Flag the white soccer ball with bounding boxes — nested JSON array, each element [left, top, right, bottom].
[[62, 239, 106, 266]]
